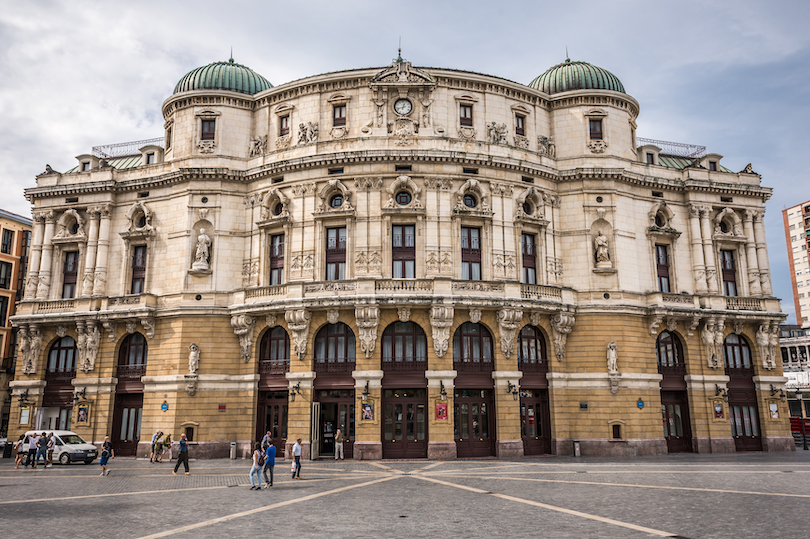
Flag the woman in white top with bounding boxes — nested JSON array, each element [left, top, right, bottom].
[[249, 442, 263, 490]]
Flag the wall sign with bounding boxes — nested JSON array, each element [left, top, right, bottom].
[[714, 402, 724, 419], [161, 401, 169, 412], [436, 403, 448, 420]]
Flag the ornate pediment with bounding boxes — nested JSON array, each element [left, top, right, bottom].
[[119, 201, 155, 240], [370, 58, 435, 87]]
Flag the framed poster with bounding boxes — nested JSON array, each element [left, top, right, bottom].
[[76, 404, 90, 425], [769, 402, 779, 419], [713, 401, 724, 419], [362, 403, 374, 421], [436, 403, 448, 420]]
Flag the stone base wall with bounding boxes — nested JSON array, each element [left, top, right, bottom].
[[763, 436, 797, 452], [284, 441, 310, 461], [352, 441, 382, 460], [136, 440, 249, 459], [495, 439, 523, 458], [427, 441, 457, 460], [554, 437, 668, 457]]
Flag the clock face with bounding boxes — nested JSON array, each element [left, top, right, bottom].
[[394, 99, 412, 115]]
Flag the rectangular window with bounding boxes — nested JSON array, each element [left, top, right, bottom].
[[646, 153, 654, 164], [515, 114, 525, 136], [521, 233, 537, 284], [589, 119, 603, 140], [145, 152, 155, 165], [81, 162, 91, 172], [720, 249, 737, 297], [0, 261, 12, 289], [460, 105, 473, 126], [655, 244, 671, 293], [16, 230, 30, 293], [326, 227, 347, 281], [62, 251, 79, 299], [201, 119, 216, 140], [461, 227, 481, 281], [131, 245, 146, 294], [1, 229, 13, 254], [279, 115, 290, 136], [0, 296, 8, 326], [709, 161, 718, 171], [333, 105, 346, 127], [392, 225, 416, 279], [270, 234, 285, 285]]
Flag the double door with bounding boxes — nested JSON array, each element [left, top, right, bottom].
[[660, 390, 693, 453], [728, 376, 762, 451], [311, 390, 355, 459], [382, 389, 427, 459], [256, 391, 288, 457], [111, 393, 143, 456], [454, 389, 495, 458], [520, 389, 551, 455]]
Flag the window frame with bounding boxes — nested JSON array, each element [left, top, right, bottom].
[[314, 322, 356, 373], [62, 250, 79, 299], [521, 233, 537, 284], [279, 115, 290, 136], [325, 227, 347, 281], [452, 322, 494, 371], [515, 114, 525, 136], [201, 119, 216, 141], [333, 104, 347, 127], [130, 245, 146, 294], [720, 249, 738, 297], [461, 226, 482, 281], [460, 104, 473, 126], [269, 233, 285, 285], [1, 229, 13, 254], [589, 119, 603, 140], [381, 322, 427, 371], [517, 325, 547, 372], [392, 224, 416, 279], [655, 244, 671, 293]]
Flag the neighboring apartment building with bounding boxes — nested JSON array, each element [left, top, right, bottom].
[[8, 54, 792, 459], [783, 200, 810, 327], [0, 208, 32, 436], [780, 324, 810, 419]]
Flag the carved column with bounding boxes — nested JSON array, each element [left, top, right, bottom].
[[285, 309, 311, 361], [743, 210, 761, 296], [92, 204, 112, 295], [355, 305, 380, 359], [752, 210, 773, 295], [25, 212, 46, 299], [430, 305, 454, 358], [699, 206, 718, 294], [497, 308, 523, 359], [36, 211, 57, 299], [688, 204, 707, 294], [81, 207, 101, 296]]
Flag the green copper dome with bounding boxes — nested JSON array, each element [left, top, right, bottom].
[[528, 59, 625, 95], [173, 58, 272, 96]]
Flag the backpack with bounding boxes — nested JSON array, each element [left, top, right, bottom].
[[257, 451, 266, 467]]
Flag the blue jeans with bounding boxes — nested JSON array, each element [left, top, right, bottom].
[[293, 455, 301, 478], [35, 447, 48, 465], [249, 465, 261, 487], [262, 463, 274, 486]]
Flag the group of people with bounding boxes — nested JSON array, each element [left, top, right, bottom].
[[148, 431, 173, 463], [13, 432, 54, 469], [249, 431, 281, 490]]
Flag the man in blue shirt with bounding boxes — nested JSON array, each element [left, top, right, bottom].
[[172, 433, 189, 475], [262, 441, 276, 488]]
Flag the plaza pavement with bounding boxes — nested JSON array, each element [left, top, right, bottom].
[[1, 451, 809, 538]]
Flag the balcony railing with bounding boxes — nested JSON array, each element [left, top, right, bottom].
[[375, 280, 434, 292], [662, 294, 694, 305], [520, 284, 562, 300], [92, 137, 163, 158], [382, 359, 428, 372], [454, 359, 494, 373], [37, 299, 75, 313], [245, 285, 287, 299], [518, 360, 548, 373], [116, 364, 146, 380], [44, 369, 76, 381], [259, 361, 289, 376], [658, 363, 687, 376], [725, 297, 763, 311], [314, 359, 355, 373]]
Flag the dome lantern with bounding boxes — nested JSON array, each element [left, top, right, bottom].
[[528, 59, 625, 95]]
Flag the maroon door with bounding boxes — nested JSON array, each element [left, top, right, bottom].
[[111, 393, 143, 456], [315, 389, 355, 459], [660, 390, 693, 453], [520, 389, 551, 455], [382, 389, 427, 458], [256, 391, 288, 457], [454, 389, 495, 458], [727, 377, 762, 451]]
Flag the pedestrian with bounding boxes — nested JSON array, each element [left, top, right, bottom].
[[292, 438, 302, 479], [249, 442, 263, 490], [35, 432, 49, 468], [14, 434, 26, 469], [262, 440, 276, 488], [100, 436, 114, 476], [261, 430, 272, 452], [150, 430, 160, 463], [47, 432, 56, 467], [334, 428, 344, 460], [27, 432, 38, 468], [163, 433, 172, 462], [172, 433, 190, 475], [155, 432, 164, 463]]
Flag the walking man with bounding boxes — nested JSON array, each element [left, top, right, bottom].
[[172, 433, 190, 475], [35, 432, 48, 468], [150, 430, 160, 463], [334, 428, 344, 460], [263, 440, 276, 488], [100, 436, 114, 476], [47, 432, 56, 467], [292, 438, 302, 479]]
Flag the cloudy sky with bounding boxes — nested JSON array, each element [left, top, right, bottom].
[[1, 0, 808, 322]]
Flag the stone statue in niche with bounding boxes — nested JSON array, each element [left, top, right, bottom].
[[188, 343, 200, 375], [594, 230, 611, 268], [607, 341, 618, 373], [192, 229, 211, 271]]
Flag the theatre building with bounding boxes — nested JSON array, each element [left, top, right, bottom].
[[8, 53, 793, 458]]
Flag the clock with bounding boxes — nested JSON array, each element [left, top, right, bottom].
[[394, 98, 413, 115]]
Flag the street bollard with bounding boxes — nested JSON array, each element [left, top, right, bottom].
[[573, 440, 581, 457], [230, 441, 237, 459]]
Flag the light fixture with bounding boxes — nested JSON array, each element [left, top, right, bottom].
[[362, 381, 370, 401], [440, 381, 447, 401], [715, 384, 728, 403], [17, 389, 29, 407], [289, 382, 301, 402], [72, 387, 87, 406], [507, 381, 519, 401], [770, 384, 786, 403]]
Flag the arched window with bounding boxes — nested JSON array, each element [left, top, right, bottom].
[[723, 333, 752, 372], [382, 322, 427, 371], [453, 322, 493, 372], [259, 326, 290, 375], [46, 336, 77, 379], [656, 331, 685, 374], [518, 325, 547, 372], [117, 333, 147, 379], [314, 323, 356, 373]]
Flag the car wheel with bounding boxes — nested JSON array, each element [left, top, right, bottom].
[[84, 460, 94, 464], [59, 453, 71, 465]]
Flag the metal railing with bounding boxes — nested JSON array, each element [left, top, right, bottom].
[[116, 364, 147, 379], [454, 359, 494, 372], [382, 359, 428, 372], [313, 359, 356, 373], [637, 137, 706, 158], [259, 361, 289, 376], [92, 138, 164, 158]]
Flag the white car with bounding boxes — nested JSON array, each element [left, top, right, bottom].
[[22, 430, 98, 465]]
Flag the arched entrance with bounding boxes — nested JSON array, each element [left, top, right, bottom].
[[453, 322, 495, 458], [313, 322, 356, 459], [42, 337, 77, 430], [656, 331, 693, 453], [518, 325, 551, 455], [256, 326, 290, 456], [381, 322, 428, 459], [112, 333, 146, 456], [723, 334, 762, 451]]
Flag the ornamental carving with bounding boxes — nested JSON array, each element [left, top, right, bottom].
[[20, 326, 43, 375], [457, 126, 476, 140], [384, 175, 423, 209], [451, 282, 504, 292], [648, 315, 664, 336], [537, 135, 556, 158], [198, 140, 216, 153], [486, 122, 508, 145], [275, 134, 291, 149], [120, 202, 155, 240], [550, 313, 575, 362], [497, 308, 523, 359], [546, 258, 563, 284], [607, 341, 618, 374], [290, 252, 314, 278], [513, 135, 529, 149], [490, 183, 513, 197], [356, 177, 383, 190], [426, 251, 452, 275], [469, 309, 482, 324], [756, 322, 779, 370], [516, 186, 545, 221], [397, 307, 411, 323], [388, 118, 419, 145], [285, 309, 311, 361], [249, 135, 267, 157], [686, 316, 701, 338], [713, 208, 744, 237], [701, 318, 724, 368], [355, 305, 380, 358], [493, 253, 516, 279], [102, 321, 117, 341], [424, 178, 452, 190], [140, 318, 155, 339], [298, 122, 318, 145], [430, 305, 454, 358], [80, 322, 100, 373], [354, 251, 382, 275], [230, 315, 255, 363], [260, 187, 290, 221], [316, 179, 354, 213], [588, 140, 608, 153], [265, 314, 277, 328], [53, 209, 86, 241], [454, 179, 491, 214], [327, 309, 340, 325], [304, 282, 355, 292], [291, 183, 316, 197]]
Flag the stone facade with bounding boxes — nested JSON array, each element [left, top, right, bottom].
[[8, 56, 792, 458]]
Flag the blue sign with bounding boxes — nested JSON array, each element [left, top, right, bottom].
[[637, 399, 644, 409], [161, 402, 169, 412]]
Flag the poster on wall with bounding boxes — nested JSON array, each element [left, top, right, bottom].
[[77, 405, 90, 424], [362, 403, 374, 421], [769, 403, 779, 419], [436, 403, 448, 420], [714, 402, 724, 419]]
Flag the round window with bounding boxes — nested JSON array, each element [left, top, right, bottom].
[[522, 202, 533, 215], [273, 203, 284, 216], [719, 220, 730, 233], [330, 194, 344, 209], [137, 214, 147, 228], [463, 194, 477, 208], [596, 196, 603, 203], [654, 214, 665, 227], [396, 191, 412, 206], [70, 222, 79, 235]]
